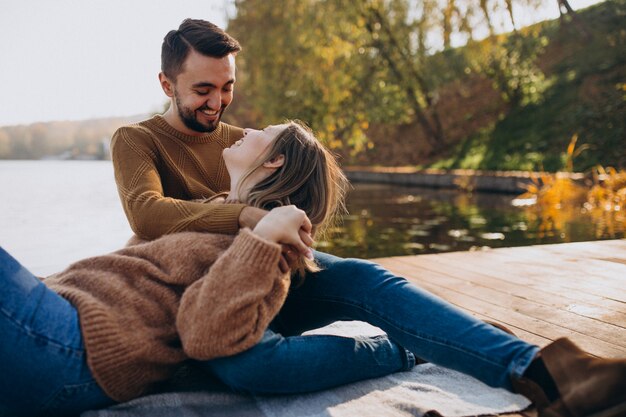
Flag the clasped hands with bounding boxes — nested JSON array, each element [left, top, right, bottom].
[[252, 205, 315, 273]]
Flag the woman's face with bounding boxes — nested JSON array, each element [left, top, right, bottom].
[[223, 124, 286, 175]]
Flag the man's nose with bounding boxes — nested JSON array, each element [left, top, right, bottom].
[[206, 91, 222, 109]]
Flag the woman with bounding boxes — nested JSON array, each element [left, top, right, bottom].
[[0, 122, 340, 416], [1, 122, 623, 417], [199, 122, 625, 417]]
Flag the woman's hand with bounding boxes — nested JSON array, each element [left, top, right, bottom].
[[253, 205, 314, 261]]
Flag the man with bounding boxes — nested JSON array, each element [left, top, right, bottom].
[[112, 18, 267, 242]]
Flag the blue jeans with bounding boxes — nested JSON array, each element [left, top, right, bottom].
[[201, 251, 539, 394], [0, 247, 115, 417]]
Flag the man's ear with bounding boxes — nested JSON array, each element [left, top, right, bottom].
[[159, 72, 174, 97], [263, 154, 285, 169]]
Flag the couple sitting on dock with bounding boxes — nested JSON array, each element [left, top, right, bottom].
[[1, 19, 625, 417]]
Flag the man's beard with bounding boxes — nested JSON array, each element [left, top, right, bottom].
[[174, 92, 223, 133]]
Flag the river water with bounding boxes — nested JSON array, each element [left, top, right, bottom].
[[323, 182, 622, 258], [1, 160, 621, 276]]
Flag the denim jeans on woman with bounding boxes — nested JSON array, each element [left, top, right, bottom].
[[1, 245, 540, 412], [0, 247, 115, 417], [200, 250, 540, 394], [0, 246, 414, 415]]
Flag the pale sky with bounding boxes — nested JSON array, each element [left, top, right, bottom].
[[0, 0, 604, 127]]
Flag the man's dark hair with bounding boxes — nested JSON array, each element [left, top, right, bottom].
[[161, 19, 241, 80]]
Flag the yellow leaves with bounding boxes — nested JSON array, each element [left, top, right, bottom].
[[519, 182, 538, 196], [514, 133, 625, 239], [521, 174, 587, 209], [566, 133, 578, 160], [519, 136, 587, 208], [564, 134, 590, 173], [519, 174, 585, 239], [329, 139, 344, 149], [518, 166, 626, 239], [587, 166, 626, 212], [584, 166, 626, 237]]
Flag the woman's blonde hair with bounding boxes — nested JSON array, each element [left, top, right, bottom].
[[237, 120, 349, 279]]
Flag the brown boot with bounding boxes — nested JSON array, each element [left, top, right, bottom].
[[512, 338, 626, 417]]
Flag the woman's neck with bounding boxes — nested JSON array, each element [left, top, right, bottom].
[[226, 172, 249, 203], [226, 167, 271, 203]]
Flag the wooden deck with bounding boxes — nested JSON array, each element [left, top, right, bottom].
[[373, 239, 626, 416]]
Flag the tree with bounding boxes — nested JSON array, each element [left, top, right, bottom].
[[229, 0, 412, 152], [557, 0, 593, 40], [228, 0, 555, 157], [479, 0, 496, 38], [357, 0, 445, 152], [0, 130, 10, 158], [504, 0, 516, 31], [443, 0, 460, 48]]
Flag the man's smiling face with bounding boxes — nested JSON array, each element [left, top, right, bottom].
[[165, 49, 236, 135]]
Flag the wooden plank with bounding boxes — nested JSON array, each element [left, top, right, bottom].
[[448, 247, 626, 297], [372, 258, 624, 357], [372, 258, 551, 346], [470, 248, 626, 302], [494, 241, 626, 273], [507, 243, 626, 284], [596, 239, 626, 247], [599, 256, 626, 266], [385, 272, 624, 357], [422, 249, 626, 312], [597, 239, 626, 251], [386, 258, 626, 351], [409, 264, 625, 332], [374, 250, 626, 321], [537, 239, 626, 254], [394, 252, 626, 328]]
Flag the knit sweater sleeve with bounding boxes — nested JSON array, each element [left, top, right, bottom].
[[176, 229, 289, 360], [110, 125, 246, 240]]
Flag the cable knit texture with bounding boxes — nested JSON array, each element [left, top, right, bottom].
[[44, 229, 288, 403], [111, 115, 246, 239]]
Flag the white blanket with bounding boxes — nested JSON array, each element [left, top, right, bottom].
[[83, 322, 530, 417]]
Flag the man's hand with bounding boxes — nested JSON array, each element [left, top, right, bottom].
[[238, 206, 268, 229], [253, 206, 314, 261], [278, 244, 301, 274]]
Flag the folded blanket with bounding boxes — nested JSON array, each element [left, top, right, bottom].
[[83, 322, 530, 417]]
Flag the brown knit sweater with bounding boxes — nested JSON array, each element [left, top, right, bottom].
[[111, 115, 246, 240], [44, 229, 288, 402]]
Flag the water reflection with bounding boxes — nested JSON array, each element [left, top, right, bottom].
[[316, 183, 624, 259]]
